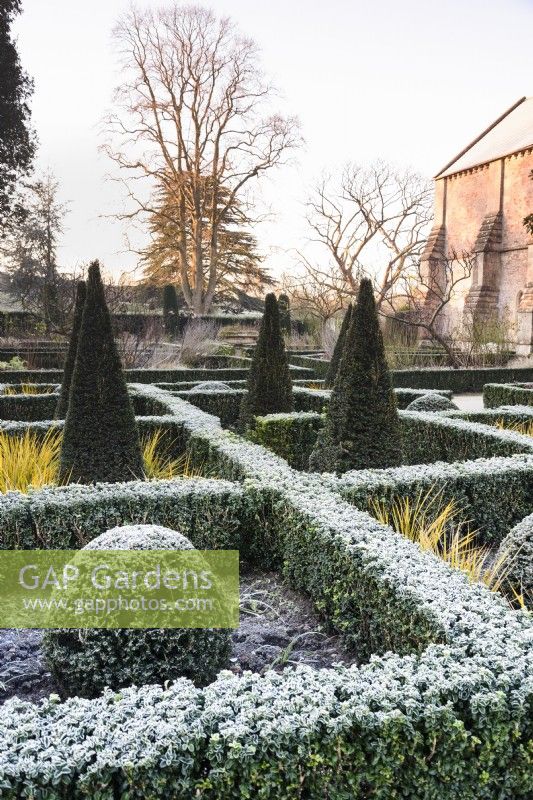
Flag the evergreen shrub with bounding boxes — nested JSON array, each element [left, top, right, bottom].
[[55, 280, 86, 419], [238, 293, 293, 429], [59, 262, 144, 484], [406, 392, 459, 412], [43, 524, 231, 697], [309, 280, 402, 473]]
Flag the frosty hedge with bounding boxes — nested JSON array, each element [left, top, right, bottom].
[[250, 407, 533, 470], [484, 382, 533, 408], [0, 385, 532, 798]]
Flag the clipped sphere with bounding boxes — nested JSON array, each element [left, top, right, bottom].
[[43, 524, 231, 698], [406, 393, 458, 413], [190, 381, 231, 392], [84, 523, 195, 551], [496, 515, 533, 605]]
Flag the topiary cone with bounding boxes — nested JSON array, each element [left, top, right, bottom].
[[239, 293, 293, 430], [59, 261, 144, 484], [309, 278, 403, 473], [324, 304, 352, 389]]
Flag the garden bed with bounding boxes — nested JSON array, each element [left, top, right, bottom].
[[0, 385, 532, 798], [0, 570, 358, 706]]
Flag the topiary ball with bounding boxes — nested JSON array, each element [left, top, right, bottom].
[[190, 381, 231, 392], [43, 524, 231, 698], [406, 393, 459, 413], [496, 515, 533, 606]]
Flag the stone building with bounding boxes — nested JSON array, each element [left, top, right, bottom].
[[422, 97, 533, 352]]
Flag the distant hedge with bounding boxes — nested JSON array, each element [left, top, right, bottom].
[[293, 386, 453, 414], [0, 362, 313, 386], [483, 383, 533, 408], [289, 355, 533, 392]]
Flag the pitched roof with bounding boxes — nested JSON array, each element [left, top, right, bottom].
[[436, 97, 533, 178]]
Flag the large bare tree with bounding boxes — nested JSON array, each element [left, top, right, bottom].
[[104, 4, 301, 314], [305, 161, 433, 309]]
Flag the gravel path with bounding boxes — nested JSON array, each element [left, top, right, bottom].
[[0, 571, 357, 705]]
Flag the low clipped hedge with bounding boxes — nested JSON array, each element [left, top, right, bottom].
[[400, 410, 533, 464], [293, 386, 453, 414], [287, 356, 533, 390], [333, 454, 533, 546], [251, 410, 533, 544], [445, 405, 533, 426], [173, 388, 245, 427], [483, 382, 533, 408], [251, 412, 324, 470], [243, 408, 533, 471], [392, 366, 533, 391], [0, 477, 267, 560], [0, 392, 59, 421], [163, 386, 455, 427], [0, 362, 313, 386], [1, 385, 532, 798]]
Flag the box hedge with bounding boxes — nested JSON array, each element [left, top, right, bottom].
[[293, 386, 453, 414], [245, 408, 533, 471], [333, 453, 533, 546], [483, 382, 533, 408], [0, 477, 266, 557], [173, 388, 245, 427], [496, 512, 533, 600], [251, 412, 324, 470], [160, 386, 455, 428], [0, 362, 313, 386], [0, 385, 531, 798], [0, 392, 59, 421], [289, 354, 533, 391]]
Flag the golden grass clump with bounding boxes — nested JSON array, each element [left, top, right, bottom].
[[495, 418, 533, 437], [370, 487, 522, 603], [141, 428, 203, 480], [3, 384, 56, 396], [0, 428, 63, 493], [0, 427, 203, 493]]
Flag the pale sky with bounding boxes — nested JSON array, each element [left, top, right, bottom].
[[13, 0, 533, 279]]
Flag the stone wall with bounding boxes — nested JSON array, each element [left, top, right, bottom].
[[423, 147, 533, 348]]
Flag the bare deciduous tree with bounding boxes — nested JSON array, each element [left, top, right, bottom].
[[383, 249, 475, 368], [282, 258, 351, 329], [306, 161, 433, 309], [104, 4, 301, 314]]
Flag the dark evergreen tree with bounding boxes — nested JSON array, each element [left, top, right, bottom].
[[162, 283, 180, 337], [278, 293, 291, 336], [309, 278, 403, 474], [324, 304, 352, 388], [55, 280, 86, 419], [0, 0, 36, 226], [239, 293, 293, 430], [59, 261, 144, 484]]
